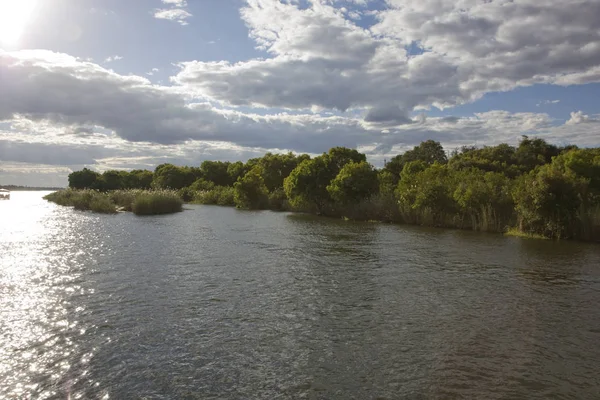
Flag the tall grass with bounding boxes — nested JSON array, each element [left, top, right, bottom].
[[131, 191, 183, 215], [192, 186, 235, 206], [45, 189, 116, 214], [45, 189, 182, 215]]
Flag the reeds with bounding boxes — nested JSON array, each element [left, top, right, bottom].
[[44, 189, 182, 215]]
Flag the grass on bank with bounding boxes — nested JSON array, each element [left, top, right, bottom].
[[504, 227, 549, 240], [44, 189, 183, 215]]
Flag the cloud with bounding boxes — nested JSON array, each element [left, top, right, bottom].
[[173, 0, 600, 123], [161, 0, 187, 6], [536, 99, 561, 107], [146, 67, 160, 76], [153, 8, 192, 25], [566, 111, 600, 125], [2, 44, 600, 187], [104, 55, 123, 63]]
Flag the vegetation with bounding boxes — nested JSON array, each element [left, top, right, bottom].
[[54, 138, 600, 242], [44, 189, 182, 215], [131, 191, 183, 215]]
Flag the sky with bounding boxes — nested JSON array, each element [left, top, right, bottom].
[[1, 0, 599, 187]]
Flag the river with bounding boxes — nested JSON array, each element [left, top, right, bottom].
[[1, 191, 599, 399]]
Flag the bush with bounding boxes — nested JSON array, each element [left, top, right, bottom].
[[193, 186, 235, 206], [109, 190, 139, 211], [132, 191, 183, 215], [89, 195, 117, 213], [46, 189, 182, 215], [268, 188, 289, 211], [177, 187, 196, 203]]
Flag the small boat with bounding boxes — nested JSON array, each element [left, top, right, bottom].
[[0, 189, 10, 200]]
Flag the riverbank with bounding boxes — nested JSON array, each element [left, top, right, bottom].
[[44, 189, 183, 215]]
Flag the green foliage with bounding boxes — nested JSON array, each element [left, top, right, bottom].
[[396, 162, 457, 226], [152, 164, 196, 189], [61, 140, 600, 241], [377, 170, 397, 195], [45, 189, 182, 215], [513, 165, 584, 239], [227, 161, 248, 184], [89, 195, 118, 213], [45, 189, 116, 213], [234, 167, 269, 209], [452, 169, 514, 231], [284, 156, 332, 213], [200, 161, 232, 187], [327, 161, 378, 205], [385, 140, 447, 176], [268, 188, 289, 211], [193, 186, 235, 206], [125, 170, 153, 189], [254, 152, 310, 192], [68, 168, 101, 189], [131, 191, 183, 215], [177, 187, 196, 202]]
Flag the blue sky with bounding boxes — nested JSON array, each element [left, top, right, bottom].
[[1, 0, 599, 186]]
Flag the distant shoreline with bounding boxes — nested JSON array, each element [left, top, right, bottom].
[[0, 186, 64, 191]]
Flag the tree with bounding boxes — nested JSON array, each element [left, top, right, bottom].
[[327, 161, 379, 204], [234, 167, 269, 209], [396, 162, 457, 226], [326, 147, 366, 171], [201, 161, 232, 187], [98, 170, 126, 191], [284, 156, 332, 213], [513, 165, 584, 239], [256, 152, 310, 192], [385, 140, 447, 177], [515, 136, 560, 172], [152, 164, 196, 189], [125, 170, 153, 189], [68, 168, 100, 189], [227, 161, 248, 184]]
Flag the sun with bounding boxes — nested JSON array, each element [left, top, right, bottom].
[[0, 0, 37, 46]]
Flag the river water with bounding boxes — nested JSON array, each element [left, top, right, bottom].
[[1, 191, 599, 399]]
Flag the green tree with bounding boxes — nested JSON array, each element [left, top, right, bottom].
[[515, 136, 560, 172], [284, 156, 332, 213], [152, 164, 196, 189], [227, 161, 248, 184], [385, 140, 447, 177], [125, 170, 153, 189], [98, 170, 126, 191], [68, 168, 100, 189], [234, 167, 269, 209], [396, 162, 457, 226], [255, 152, 310, 192], [327, 161, 378, 204], [201, 161, 232, 187], [513, 165, 584, 239]]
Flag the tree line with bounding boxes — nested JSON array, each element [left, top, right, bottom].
[[68, 137, 600, 241]]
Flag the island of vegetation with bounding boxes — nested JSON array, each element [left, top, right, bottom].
[[45, 138, 600, 242]]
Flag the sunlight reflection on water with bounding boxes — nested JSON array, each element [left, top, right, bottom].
[[0, 192, 100, 399]]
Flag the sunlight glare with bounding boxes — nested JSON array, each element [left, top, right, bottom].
[[0, 0, 37, 46]]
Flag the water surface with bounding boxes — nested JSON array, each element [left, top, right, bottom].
[[1, 191, 599, 399]]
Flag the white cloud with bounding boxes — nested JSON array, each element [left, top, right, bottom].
[[536, 100, 561, 107], [146, 67, 160, 76], [566, 111, 600, 125], [104, 55, 123, 63], [153, 8, 192, 25], [161, 0, 187, 6], [173, 0, 600, 122]]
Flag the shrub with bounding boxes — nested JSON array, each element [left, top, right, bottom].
[[132, 191, 183, 215], [89, 195, 117, 213], [193, 186, 235, 206]]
